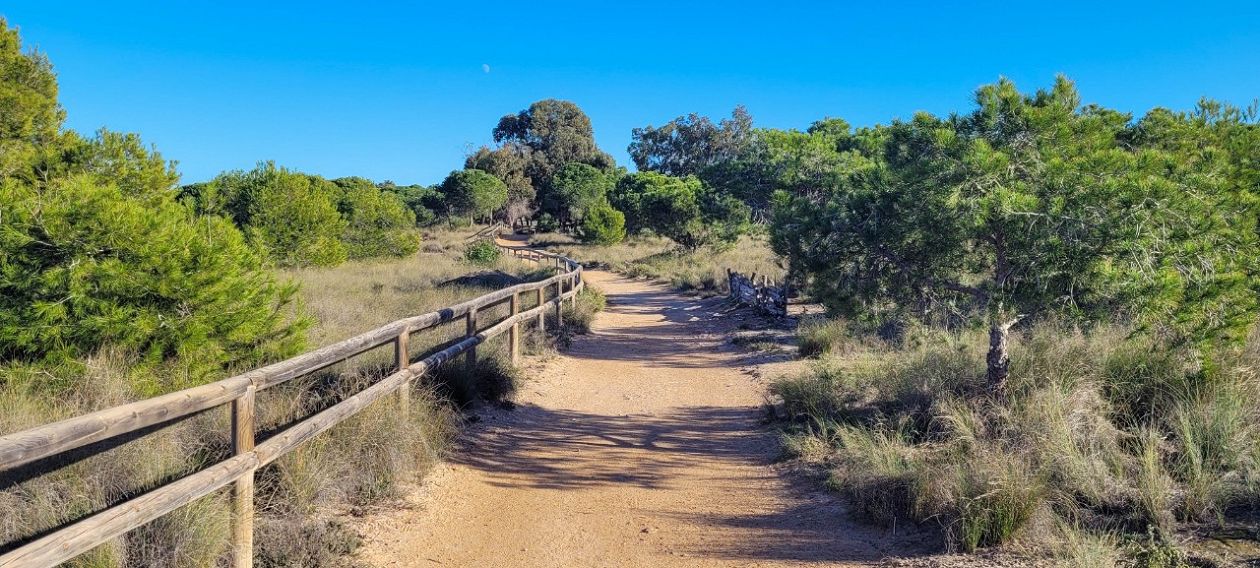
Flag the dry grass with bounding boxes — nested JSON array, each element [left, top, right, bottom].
[[773, 319, 1260, 563], [0, 226, 575, 567], [531, 232, 781, 296]]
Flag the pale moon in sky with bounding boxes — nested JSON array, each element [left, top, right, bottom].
[[482, 64, 491, 73]]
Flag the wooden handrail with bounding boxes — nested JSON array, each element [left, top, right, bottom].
[[0, 241, 583, 568]]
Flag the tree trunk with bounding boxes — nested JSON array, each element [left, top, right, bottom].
[[986, 319, 1015, 395]]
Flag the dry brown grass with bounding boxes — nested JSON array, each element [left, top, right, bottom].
[[773, 320, 1260, 563]]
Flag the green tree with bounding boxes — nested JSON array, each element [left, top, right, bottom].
[[578, 204, 626, 245], [489, 99, 615, 206], [50, 129, 181, 202], [0, 18, 64, 181], [542, 162, 615, 229], [0, 176, 308, 391], [438, 168, 509, 223], [380, 181, 442, 227], [611, 172, 745, 249], [773, 76, 1260, 392], [628, 106, 753, 177], [465, 145, 534, 224], [332, 177, 421, 259], [183, 163, 348, 267]]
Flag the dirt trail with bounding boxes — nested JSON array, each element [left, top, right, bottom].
[[357, 257, 915, 566]]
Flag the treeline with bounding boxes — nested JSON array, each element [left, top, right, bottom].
[[434, 99, 753, 249], [179, 166, 423, 267], [618, 78, 1259, 387]]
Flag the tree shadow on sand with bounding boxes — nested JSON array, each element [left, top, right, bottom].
[[451, 403, 938, 563]]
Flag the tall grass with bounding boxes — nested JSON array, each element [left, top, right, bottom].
[[773, 319, 1260, 563], [0, 226, 582, 567]]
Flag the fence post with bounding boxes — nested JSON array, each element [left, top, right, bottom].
[[231, 386, 256, 568], [554, 280, 564, 326], [509, 292, 520, 364], [536, 287, 546, 334], [395, 326, 410, 412], [466, 307, 478, 373]]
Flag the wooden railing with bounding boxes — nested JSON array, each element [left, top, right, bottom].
[[0, 241, 582, 568], [727, 269, 787, 317]]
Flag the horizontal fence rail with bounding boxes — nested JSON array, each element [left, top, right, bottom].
[[0, 238, 582, 568], [727, 269, 787, 318]]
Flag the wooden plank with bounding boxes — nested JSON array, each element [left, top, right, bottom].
[[509, 293, 520, 365], [465, 308, 478, 373], [395, 327, 410, 412], [231, 386, 256, 568], [0, 452, 259, 568], [0, 376, 251, 473]]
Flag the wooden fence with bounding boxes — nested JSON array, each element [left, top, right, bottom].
[[0, 242, 581, 568], [726, 269, 787, 317]]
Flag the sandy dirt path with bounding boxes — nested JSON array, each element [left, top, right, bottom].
[[356, 263, 916, 567]]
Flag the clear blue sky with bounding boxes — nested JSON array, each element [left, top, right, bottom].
[[3, 1, 1258, 186]]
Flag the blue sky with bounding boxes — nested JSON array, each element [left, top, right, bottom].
[[3, 1, 1258, 185]]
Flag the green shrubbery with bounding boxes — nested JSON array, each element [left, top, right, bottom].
[[578, 204, 626, 245], [463, 240, 502, 265], [0, 177, 308, 391]]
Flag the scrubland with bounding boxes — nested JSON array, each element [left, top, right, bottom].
[[775, 318, 1260, 566]]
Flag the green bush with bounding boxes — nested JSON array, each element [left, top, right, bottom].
[[180, 162, 349, 267], [463, 239, 502, 265], [535, 212, 560, 233], [0, 176, 308, 391], [578, 205, 626, 245], [336, 180, 421, 259]]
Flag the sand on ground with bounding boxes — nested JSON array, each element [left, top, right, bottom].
[[355, 241, 924, 567]]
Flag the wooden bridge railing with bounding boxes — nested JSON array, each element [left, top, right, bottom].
[[0, 240, 582, 568]]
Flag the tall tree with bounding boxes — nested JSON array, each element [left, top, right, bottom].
[[438, 168, 509, 223], [0, 18, 65, 181], [772, 77, 1260, 392], [491, 99, 615, 193], [628, 106, 753, 177], [465, 144, 534, 224], [540, 162, 616, 229]]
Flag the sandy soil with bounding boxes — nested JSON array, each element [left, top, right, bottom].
[[355, 263, 931, 567]]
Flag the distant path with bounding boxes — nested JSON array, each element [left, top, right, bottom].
[[356, 249, 914, 566]]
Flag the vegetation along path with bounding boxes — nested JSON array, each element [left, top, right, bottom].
[[356, 268, 917, 567]]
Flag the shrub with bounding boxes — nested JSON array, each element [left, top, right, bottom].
[[335, 180, 421, 260], [797, 318, 854, 358], [181, 162, 349, 267], [560, 286, 606, 335], [463, 239, 502, 265], [0, 176, 308, 390], [578, 205, 626, 245], [430, 355, 520, 407], [535, 212, 560, 233], [772, 321, 1260, 561]]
